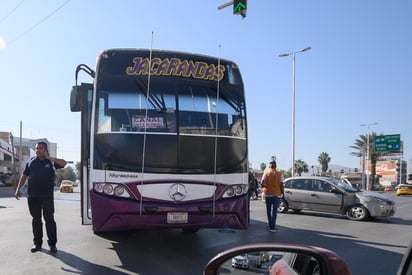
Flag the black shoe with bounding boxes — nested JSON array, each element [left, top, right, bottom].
[[31, 245, 41, 253], [49, 245, 57, 253]]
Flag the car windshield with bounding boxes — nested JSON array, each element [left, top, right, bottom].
[[329, 178, 358, 192]]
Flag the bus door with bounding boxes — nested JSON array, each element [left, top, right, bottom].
[[70, 82, 93, 225]]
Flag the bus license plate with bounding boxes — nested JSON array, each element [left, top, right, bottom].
[[167, 212, 188, 223]]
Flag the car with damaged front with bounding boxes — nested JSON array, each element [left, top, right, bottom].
[[278, 176, 395, 221]]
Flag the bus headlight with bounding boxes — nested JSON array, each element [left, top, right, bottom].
[[114, 186, 125, 197], [225, 186, 235, 197], [95, 183, 103, 192], [223, 184, 247, 198], [103, 184, 113, 195], [234, 185, 243, 195], [93, 183, 131, 198]]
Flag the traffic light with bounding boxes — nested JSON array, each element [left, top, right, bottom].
[[233, 0, 247, 18]]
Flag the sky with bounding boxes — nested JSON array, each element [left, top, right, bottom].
[[0, 0, 411, 172]]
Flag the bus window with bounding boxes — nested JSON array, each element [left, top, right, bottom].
[[97, 90, 176, 133], [178, 85, 244, 137]]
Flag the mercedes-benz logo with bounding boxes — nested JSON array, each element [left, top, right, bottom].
[[169, 183, 187, 201]]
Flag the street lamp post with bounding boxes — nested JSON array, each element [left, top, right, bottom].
[[360, 122, 378, 190], [361, 145, 366, 189], [279, 47, 311, 177], [399, 156, 403, 185]]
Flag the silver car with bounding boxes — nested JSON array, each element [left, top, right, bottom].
[[231, 254, 249, 269], [278, 176, 395, 221]]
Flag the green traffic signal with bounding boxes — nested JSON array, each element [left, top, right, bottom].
[[233, 0, 247, 17]]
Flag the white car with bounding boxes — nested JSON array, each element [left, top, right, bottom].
[[231, 254, 249, 269]]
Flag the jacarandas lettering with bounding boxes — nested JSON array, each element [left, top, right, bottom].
[[126, 57, 225, 81]]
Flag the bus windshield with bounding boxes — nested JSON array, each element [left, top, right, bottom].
[[96, 80, 245, 137]]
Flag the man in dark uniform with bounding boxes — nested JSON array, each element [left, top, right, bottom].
[[15, 141, 67, 253]]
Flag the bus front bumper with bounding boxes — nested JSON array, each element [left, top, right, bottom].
[[90, 191, 248, 233]]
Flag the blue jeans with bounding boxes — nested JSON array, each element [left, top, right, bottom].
[[265, 195, 280, 229]]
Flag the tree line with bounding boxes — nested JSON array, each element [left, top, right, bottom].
[[258, 132, 399, 190]]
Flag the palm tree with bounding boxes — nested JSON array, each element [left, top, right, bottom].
[[350, 132, 381, 190], [260, 156, 276, 172], [318, 152, 331, 175], [279, 168, 291, 179], [294, 159, 309, 176]]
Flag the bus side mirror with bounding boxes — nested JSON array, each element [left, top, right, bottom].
[[70, 83, 93, 112], [70, 85, 82, 112]]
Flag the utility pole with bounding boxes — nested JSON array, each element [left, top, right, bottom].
[[9, 132, 16, 186]]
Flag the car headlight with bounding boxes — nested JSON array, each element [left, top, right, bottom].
[[375, 198, 391, 206]]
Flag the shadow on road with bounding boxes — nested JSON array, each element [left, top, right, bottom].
[[49, 249, 129, 275], [92, 216, 407, 275]]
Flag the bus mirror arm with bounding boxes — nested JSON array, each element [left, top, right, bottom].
[[75, 64, 95, 85]]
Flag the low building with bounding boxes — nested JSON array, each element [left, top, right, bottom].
[[0, 131, 57, 187]]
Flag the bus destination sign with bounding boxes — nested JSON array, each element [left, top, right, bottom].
[[126, 57, 225, 81]]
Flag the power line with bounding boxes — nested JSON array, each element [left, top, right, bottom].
[[8, 0, 72, 46], [0, 0, 25, 25]]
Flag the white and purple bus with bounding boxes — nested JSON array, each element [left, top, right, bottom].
[[70, 49, 249, 233]]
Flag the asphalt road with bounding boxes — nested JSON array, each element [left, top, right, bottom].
[[0, 187, 411, 275]]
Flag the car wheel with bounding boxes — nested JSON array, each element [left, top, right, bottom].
[[277, 199, 289, 213], [346, 205, 369, 221]]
